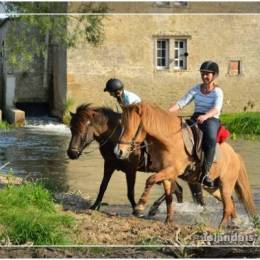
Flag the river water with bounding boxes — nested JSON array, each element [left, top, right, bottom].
[[0, 119, 259, 227]]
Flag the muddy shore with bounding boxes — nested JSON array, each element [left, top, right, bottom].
[[0, 177, 259, 258], [1, 209, 259, 258]]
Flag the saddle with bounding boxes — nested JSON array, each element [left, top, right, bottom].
[[182, 119, 229, 164]]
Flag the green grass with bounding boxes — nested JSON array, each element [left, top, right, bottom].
[[221, 112, 260, 137], [0, 121, 12, 130], [0, 182, 75, 245]]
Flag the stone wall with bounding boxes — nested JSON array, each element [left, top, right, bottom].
[[67, 13, 260, 114], [0, 20, 49, 107]]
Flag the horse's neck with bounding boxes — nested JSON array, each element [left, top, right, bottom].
[[95, 113, 121, 144], [141, 109, 181, 145]]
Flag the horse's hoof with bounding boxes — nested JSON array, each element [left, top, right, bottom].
[[176, 194, 183, 203], [195, 197, 206, 206], [90, 204, 100, 210], [133, 209, 145, 218], [148, 207, 159, 217]]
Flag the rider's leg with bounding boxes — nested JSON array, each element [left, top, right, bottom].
[[199, 117, 220, 188]]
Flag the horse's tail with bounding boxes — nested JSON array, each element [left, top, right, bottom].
[[234, 155, 256, 216]]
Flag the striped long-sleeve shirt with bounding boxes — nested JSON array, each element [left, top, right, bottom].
[[176, 84, 223, 118]]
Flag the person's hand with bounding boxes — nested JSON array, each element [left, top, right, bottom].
[[197, 114, 208, 124]]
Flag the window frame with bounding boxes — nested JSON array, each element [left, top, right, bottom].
[[173, 39, 188, 71], [228, 60, 241, 76], [154, 36, 189, 71], [155, 38, 170, 70]]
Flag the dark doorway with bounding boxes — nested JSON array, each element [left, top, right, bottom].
[[16, 102, 50, 117]]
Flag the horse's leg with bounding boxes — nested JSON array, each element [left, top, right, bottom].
[[125, 168, 137, 211], [148, 193, 165, 217], [219, 178, 237, 229], [188, 183, 205, 206], [134, 166, 176, 217], [90, 161, 115, 210], [173, 181, 183, 203], [204, 188, 222, 201], [148, 180, 183, 217], [163, 179, 174, 224]]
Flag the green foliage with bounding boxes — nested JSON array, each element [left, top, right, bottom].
[[252, 215, 260, 235], [136, 237, 164, 252], [221, 112, 260, 136], [0, 121, 12, 130], [0, 182, 74, 245], [63, 97, 74, 125], [2, 2, 106, 70], [252, 215, 260, 227]]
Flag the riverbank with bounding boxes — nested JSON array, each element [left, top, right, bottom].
[[0, 178, 259, 258]]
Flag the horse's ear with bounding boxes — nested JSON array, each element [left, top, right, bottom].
[[70, 112, 75, 117]]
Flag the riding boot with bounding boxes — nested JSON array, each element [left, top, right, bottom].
[[199, 148, 216, 188]]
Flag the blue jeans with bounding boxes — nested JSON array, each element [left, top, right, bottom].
[[192, 113, 220, 165]]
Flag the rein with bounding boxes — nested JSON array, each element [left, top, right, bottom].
[[118, 121, 143, 147], [117, 113, 192, 156]]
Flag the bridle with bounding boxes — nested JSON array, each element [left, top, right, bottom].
[[70, 122, 120, 155], [117, 121, 143, 152]]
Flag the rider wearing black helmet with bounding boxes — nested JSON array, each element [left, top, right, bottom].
[[168, 61, 223, 188], [104, 78, 141, 107]]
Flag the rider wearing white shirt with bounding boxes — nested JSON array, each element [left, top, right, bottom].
[[104, 78, 141, 107], [169, 61, 222, 189]]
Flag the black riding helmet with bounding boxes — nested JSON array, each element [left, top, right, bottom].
[[200, 61, 219, 75], [104, 78, 124, 92]]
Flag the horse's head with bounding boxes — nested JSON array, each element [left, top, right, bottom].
[[114, 103, 146, 160], [67, 104, 100, 159]]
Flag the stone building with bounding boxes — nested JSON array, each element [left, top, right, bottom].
[[1, 2, 260, 122], [0, 18, 66, 122], [67, 2, 260, 114]]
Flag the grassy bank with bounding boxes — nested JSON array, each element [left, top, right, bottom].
[[0, 182, 75, 245], [0, 179, 259, 257], [221, 112, 260, 139]]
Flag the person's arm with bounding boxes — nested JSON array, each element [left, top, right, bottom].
[[197, 88, 223, 124], [196, 107, 219, 124], [168, 86, 197, 113], [168, 103, 180, 113]]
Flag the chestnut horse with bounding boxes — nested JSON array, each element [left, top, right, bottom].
[[67, 104, 204, 213], [115, 102, 256, 227]]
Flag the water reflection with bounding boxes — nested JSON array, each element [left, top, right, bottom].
[[0, 127, 70, 192]]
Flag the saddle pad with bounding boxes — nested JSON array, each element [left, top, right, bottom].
[[182, 121, 221, 162]]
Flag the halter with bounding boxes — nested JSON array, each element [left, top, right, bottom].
[[118, 121, 143, 152]]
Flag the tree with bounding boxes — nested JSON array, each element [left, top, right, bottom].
[[1, 2, 107, 70]]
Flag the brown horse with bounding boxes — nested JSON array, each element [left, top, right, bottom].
[[67, 104, 204, 213], [115, 102, 256, 227]]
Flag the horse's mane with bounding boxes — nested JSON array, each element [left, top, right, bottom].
[[130, 102, 181, 136], [75, 103, 120, 118], [71, 103, 120, 130]]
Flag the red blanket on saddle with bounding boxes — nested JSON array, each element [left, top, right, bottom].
[[217, 125, 230, 143]]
